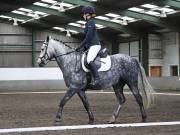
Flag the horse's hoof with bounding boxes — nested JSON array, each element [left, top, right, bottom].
[[54, 118, 62, 126], [108, 121, 115, 124], [108, 116, 116, 124], [88, 119, 94, 125], [142, 119, 147, 123]]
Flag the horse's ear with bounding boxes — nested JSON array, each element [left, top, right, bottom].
[[46, 35, 51, 42]]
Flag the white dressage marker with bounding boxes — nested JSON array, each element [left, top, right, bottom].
[[0, 121, 180, 134]]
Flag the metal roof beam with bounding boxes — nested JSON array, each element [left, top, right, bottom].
[[33, 19, 111, 40], [66, 25, 84, 33], [94, 19, 141, 36], [58, 0, 108, 13], [58, 0, 94, 7], [61, 0, 155, 12], [3, 0, 177, 35], [61, 0, 180, 32], [159, 0, 180, 9], [33, 19, 84, 33], [2, 11, 82, 33], [26, 5, 74, 21], [33, 19, 113, 43], [3, 12, 32, 20], [27, 5, 141, 35], [119, 10, 179, 32], [0, 14, 149, 36], [2, 3, 140, 36]]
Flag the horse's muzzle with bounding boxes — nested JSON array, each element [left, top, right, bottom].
[[37, 58, 45, 67], [38, 63, 45, 67]]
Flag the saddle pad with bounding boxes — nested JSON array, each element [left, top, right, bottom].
[[81, 53, 111, 72]]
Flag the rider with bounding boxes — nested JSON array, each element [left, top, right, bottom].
[[77, 6, 101, 85]]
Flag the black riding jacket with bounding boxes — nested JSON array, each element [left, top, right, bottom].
[[80, 19, 100, 50]]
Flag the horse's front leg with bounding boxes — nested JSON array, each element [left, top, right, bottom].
[[55, 88, 76, 125], [77, 90, 94, 124]]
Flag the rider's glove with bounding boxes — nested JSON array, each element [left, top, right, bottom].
[[75, 46, 85, 52]]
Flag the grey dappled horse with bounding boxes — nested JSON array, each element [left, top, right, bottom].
[[37, 36, 154, 124]]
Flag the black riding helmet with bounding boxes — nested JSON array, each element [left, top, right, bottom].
[[82, 6, 96, 14]]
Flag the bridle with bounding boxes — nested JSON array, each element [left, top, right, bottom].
[[38, 39, 81, 62], [38, 41, 50, 63]]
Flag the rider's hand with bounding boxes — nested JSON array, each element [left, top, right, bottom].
[[76, 47, 84, 52]]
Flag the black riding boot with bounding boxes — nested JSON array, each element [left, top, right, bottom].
[[89, 61, 100, 85]]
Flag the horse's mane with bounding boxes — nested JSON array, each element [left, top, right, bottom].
[[53, 38, 79, 44], [52, 38, 80, 50], [53, 38, 64, 43]]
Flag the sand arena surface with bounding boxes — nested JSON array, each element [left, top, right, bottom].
[[0, 90, 180, 134]]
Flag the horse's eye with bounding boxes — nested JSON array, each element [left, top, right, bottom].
[[41, 48, 44, 51]]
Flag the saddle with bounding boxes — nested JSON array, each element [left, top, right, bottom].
[[81, 48, 111, 72]]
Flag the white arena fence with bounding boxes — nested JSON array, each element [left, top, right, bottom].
[[0, 68, 66, 91], [0, 68, 180, 91]]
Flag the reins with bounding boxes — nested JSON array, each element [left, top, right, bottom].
[[49, 39, 83, 61], [54, 50, 77, 58]]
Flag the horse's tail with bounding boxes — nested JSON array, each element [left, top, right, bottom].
[[135, 60, 155, 109]]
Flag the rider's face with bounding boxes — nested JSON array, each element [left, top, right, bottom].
[[83, 13, 91, 20]]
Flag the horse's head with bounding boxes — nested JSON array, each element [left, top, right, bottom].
[[37, 36, 54, 67], [37, 36, 77, 67]]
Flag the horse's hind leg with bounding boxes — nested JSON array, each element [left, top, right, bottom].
[[129, 84, 147, 122], [109, 80, 126, 124], [77, 90, 94, 124]]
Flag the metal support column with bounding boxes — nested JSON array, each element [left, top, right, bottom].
[[141, 34, 149, 76], [128, 41, 131, 56], [32, 30, 35, 67], [111, 36, 119, 54], [179, 32, 180, 76], [138, 39, 142, 62]]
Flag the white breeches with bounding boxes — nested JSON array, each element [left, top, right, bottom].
[[87, 45, 101, 64]]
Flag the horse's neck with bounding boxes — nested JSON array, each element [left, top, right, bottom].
[[53, 41, 68, 55], [52, 40, 81, 77], [56, 52, 81, 75]]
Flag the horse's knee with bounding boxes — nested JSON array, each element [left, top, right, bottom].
[[119, 93, 126, 104], [120, 96, 126, 104], [121, 98, 126, 104]]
